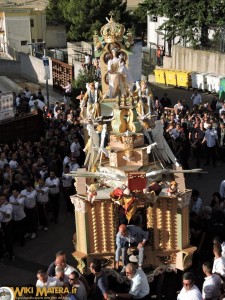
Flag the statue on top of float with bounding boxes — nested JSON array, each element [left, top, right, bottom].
[[107, 47, 134, 98]]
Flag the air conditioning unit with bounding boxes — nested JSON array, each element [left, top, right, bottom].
[[151, 16, 158, 22]]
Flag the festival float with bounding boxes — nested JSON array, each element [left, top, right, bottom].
[[69, 15, 199, 281]]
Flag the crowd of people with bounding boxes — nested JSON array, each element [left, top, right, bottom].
[[153, 91, 225, 172], [1, 83, 225, 299], [0, 87, 85, 264], [32, 249, 150, 300]]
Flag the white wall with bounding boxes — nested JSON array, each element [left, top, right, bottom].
[[30, 13, 46, 43], [128, 42, 142, 81], [19, 52, 53, 85], [147, 15, 189, 55], [46, 25, 67, 48], [5, 16, 31, 53], [67, 41, 91, 79], [147, 15, 165, 47]]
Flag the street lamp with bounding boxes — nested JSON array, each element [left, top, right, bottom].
[[28, 41, 50, 110], [149, 42, 157, 73]]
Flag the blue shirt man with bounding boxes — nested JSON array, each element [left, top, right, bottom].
[[115, 224, 149, 272]]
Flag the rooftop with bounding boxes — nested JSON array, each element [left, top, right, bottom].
[[0, 0, 48, 10], [127, 0, 142, 10], [0, 0, 140, 12]]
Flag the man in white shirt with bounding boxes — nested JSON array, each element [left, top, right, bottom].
[[36, 269, 61, 287], [212, 244, 225, 277], [47, 251, 77, 277], [191, 91, 202, 107], [15, 94, 21, 111], [69, 157, 80, 172], [0, 152, 8, 170], [45, 171, 60, 224], [112, 263, 149, 299], [9, 187, 26, 246], [29, 96, 35, 110], [54, 266, 68, 286], [63, 153, 70, 167], [61, 80, 72, 106], [202, 261, 221, 300], [24, 87, 31, 99], [0, 193, 14, 261], [52, 254, 89, 293], [20, 183, 38, 239], [33, 99, 45, 111], [62, 165, 74, 213], [84, 52, 91, 70], [202, 123, 218, 167], [55, 256, 76, 277], [9, 153, 18, 170], [70, 136, 81, 158], [177, 272, 202, 300], [36, 178, 49, 231], [39, 164, 48, 180]]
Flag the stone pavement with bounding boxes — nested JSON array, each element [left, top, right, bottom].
[[0, 75, 63, 106]]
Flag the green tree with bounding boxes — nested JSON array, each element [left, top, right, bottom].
[[141, 0, 225, 48], [131, 5, 147, 43], [46, 0, 65, 25], [48, 0, 131, 41], [73, 69, 99, 93]]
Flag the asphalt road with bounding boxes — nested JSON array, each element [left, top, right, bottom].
[[0, 81, 224, 288]]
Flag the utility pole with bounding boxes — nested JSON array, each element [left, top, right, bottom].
[[43, 44, 50, 111], [28, 41, 50, 110]]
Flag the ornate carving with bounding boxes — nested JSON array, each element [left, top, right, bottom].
[[177, 190, 192, 208], [100, 16, 125, 44], [71, 196, 87, 213], [76, 258, 86, 274]]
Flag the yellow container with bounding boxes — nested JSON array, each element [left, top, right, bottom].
[[176, 71, 192, 88], [154, 69, 166, 84], [165, 69, 177, 86]]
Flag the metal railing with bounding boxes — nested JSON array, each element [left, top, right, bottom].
[[72, 48, 92, 62], [34, 49, 68, 63], [7, 45, 20, 61]]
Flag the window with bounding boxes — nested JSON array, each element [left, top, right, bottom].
[[21, 41, 27, 46], [32, 39, 35, 43], [37, 39, 43, 42], [30, 19, 34, 27], [150, 16, 158, 22]]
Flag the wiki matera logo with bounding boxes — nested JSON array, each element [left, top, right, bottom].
[[0, 287, 14, 300]]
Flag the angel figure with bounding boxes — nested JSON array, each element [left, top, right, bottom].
[[135, 80, 153, 116], [87, 183, 98, 203], [83, 123, 100, 171], [167, 181, 178, 196], [83, 82, 102, 119]]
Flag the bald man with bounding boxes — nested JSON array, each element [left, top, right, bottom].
[[115, 224, 149, 273], [47, 251, 80, 278], [112, 263, 150, 299], [47, 251, 90, 293]]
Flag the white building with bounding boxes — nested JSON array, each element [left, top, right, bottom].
[[147, 15, 186, 56], [147, 15, 216, 56], [0, 8, 66, 56]]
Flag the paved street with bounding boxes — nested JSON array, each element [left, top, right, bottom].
[[0, 77, 224, 287]]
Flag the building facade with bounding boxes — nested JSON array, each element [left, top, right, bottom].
[[0, 8, 66, 56]]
